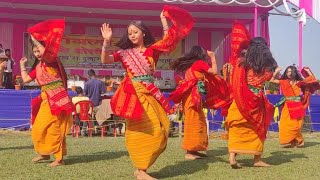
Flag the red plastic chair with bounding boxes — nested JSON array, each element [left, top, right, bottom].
[[72, 100, 94, 138]]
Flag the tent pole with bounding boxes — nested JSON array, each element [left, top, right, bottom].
[[298, 21, 303, 70], [254, 5, 258, 37]]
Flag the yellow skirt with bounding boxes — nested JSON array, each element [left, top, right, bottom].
[[31, 92, 73, 160], [182, 92, 208, 151], [279, 104, 304, 145], [226, 101, 263, 155], [125, 82, 170, 170]]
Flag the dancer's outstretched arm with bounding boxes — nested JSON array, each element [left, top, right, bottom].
[[207, 50, 217, 75], [20, 57, 33, 83], [100, 23, 114, 64], [269, 67, 282, 84], [160, 10, 169, 36]]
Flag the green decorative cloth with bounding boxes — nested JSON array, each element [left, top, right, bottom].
[[197, 80, 207, 95], [41, 80, 64, 92], [131, 75, 155, 83], [274, 96, 301, 107], [248, 85, 261, 94]]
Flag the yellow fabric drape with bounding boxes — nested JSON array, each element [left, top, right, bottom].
[[226, 101, 264, 155], [32, 92, 73, 160], [279, 104, 304, 146], [125, 82, 170, 170], [279, 81, 304, 146], [181, 91, 208, 151]]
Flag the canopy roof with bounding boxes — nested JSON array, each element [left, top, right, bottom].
[[0, 0, 278, 32]]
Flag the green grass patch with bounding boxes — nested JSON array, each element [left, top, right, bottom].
[[1, 131, 320, 179]]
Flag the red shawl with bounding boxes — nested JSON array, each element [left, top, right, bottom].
[[279, 80, 306, 119], [220, 22, 250, 116], [229, 21, 251, 66], [28, 19, 65, 63], [299, 67, 320, 95], [170, 61, 232, 111], [204, 75, 233, 111], [150, 5, 195, 52], [110, 76, 145, 121], [232, 62, 274, 141], [28, 19, 67, 88]]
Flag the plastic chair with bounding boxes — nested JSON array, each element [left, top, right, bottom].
[[100, 115, 125, 137], [72, 100, 94, 138]]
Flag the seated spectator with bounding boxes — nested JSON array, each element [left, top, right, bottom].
[[72, 86, 90, 134], [72, 86, 90, 114]]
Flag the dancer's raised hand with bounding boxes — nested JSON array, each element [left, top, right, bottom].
[[275, 67, 282, 73], [207, 50, 215, 61], [20, 57, 28, 66], [101, 23, 112, 41]]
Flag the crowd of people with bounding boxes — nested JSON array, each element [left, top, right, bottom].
[[1, 4, 318, 180]]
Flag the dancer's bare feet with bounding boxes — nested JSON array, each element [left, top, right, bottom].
[[283, 140, 298, 148], [230, 162, 242, 169], [185, 151, 205, 160], [282, 144, 295, 148], [297, 141, 304, 148], [253, 155, 270, 167], [48, 160, 65, 167], [134, 170, 140, 177], [229, 153, 241, 169], [185, 153, 203, 160], [32, 155, 50, 163], [136, 170, 157, 180], [192, 151, 207, 158], [253, 161, 271, 167]]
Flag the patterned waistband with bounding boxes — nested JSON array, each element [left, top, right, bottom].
[[197, 80, 207, 95], [274, 96, 301, 107], [285, 96, 301, 101], [41, 80, 64, 92], [248, 85, 261, 94], [131, 75, 155, 83]]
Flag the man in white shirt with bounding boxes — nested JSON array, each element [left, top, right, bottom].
[[3, 49, 15, 89]]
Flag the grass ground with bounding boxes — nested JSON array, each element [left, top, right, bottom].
[[1, 131, 320, 180]]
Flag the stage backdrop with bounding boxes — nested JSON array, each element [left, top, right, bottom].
[[24, 33, 182, 70]]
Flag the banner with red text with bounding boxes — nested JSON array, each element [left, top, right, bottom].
[[24, 34, 182, 70]]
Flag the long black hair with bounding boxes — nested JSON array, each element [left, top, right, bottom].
[[241, 37, 277, 74], [116, 21, 155, 50], [281, 65, 303, 81], [170, 45, 208, 72], [29, 40, 46, 72]]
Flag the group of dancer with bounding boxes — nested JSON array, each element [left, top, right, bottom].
[[17, 5, 319, 180]]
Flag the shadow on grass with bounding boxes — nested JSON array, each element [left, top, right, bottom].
[[303, 141, 320, 148], [66, 150, 128, 165], [151, 159, 211, 179], [237, 150, 308, 166], [151, 147, 228, 179], [0, 145, 33, 151], [206, 147, 229, 157]]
